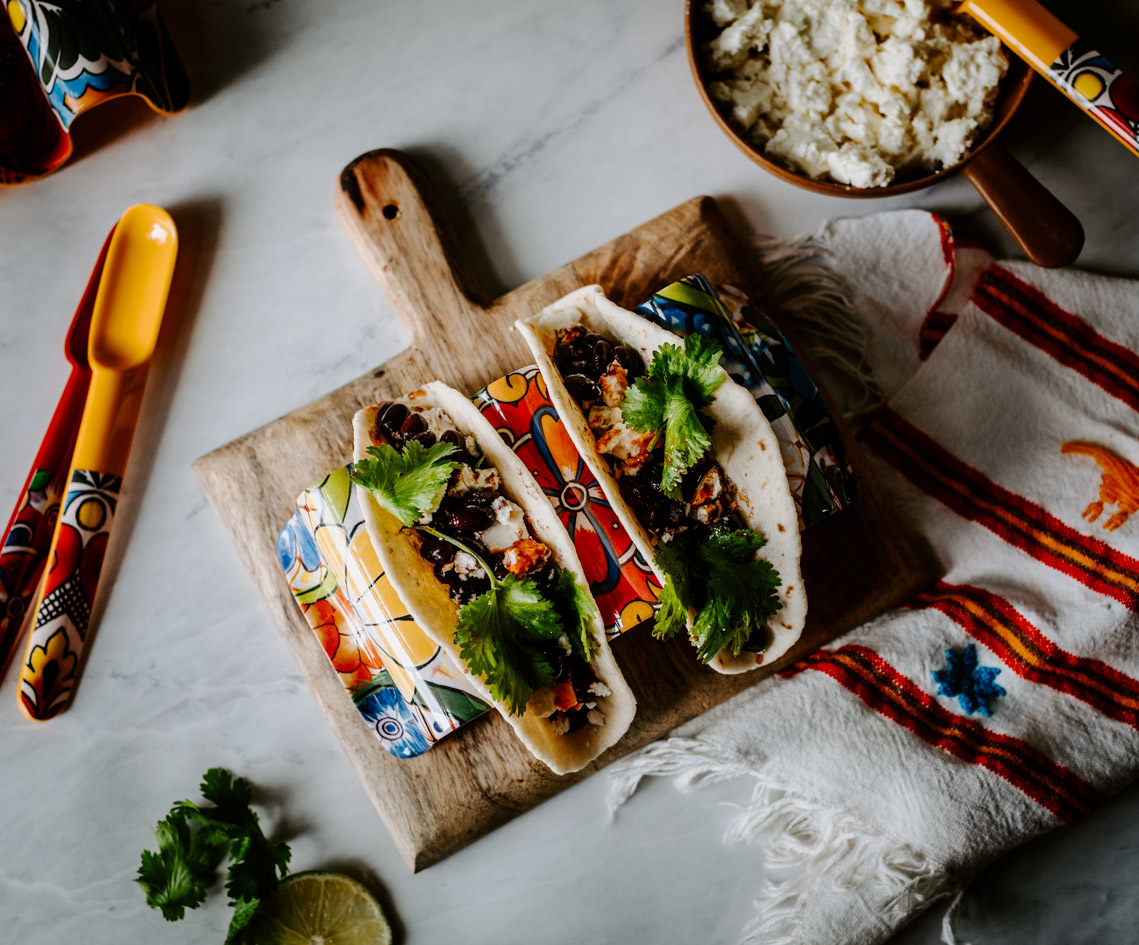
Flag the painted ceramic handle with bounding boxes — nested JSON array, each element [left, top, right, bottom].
[[18, 470, 119, 720], [18, 368, 147, 720], [0, 368, 88, 672], [960, 0, 1139, 157], [962, 143, 1084, 268], [1046, 41, 1139, 158]]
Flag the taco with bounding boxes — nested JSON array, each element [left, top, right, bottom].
[[351, 382, 635, 774], [516, 285, 805, 674]]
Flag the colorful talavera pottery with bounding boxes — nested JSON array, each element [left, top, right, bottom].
[[19, 205, 178, 722], [634, 275, 855, 528], [1, 0, 188, 184], [279, 276, 853, 758], [474, 366, 663, 637], [279, 468, 491, 760]]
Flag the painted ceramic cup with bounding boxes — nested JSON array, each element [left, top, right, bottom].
[[1, 0, 189, 184]]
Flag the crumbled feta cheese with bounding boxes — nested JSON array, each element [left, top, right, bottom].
[[702, 0, 1007, 186], [451, 551, 483, 581], [588, 405, 656, 469], [596, 423, 656, 469], [451, 466, 500, 495], [479, 496, 529, 553]]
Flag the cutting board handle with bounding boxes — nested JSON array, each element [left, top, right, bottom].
[[336, 149, 489, 345]]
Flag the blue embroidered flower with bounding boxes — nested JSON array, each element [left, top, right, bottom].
[[357, 686, 431, 758], [933, 644, 1006, 716]]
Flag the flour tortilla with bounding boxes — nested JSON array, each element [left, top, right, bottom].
[[352, 382, 636, 774], [515, 284, 805, 673]]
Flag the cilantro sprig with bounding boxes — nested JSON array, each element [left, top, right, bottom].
[[437, 529, 596, 715], [351, 440, 460, 525], [137, 768, 291, 943], [623, 333, 725, 499], [653, 525, 782, 663]]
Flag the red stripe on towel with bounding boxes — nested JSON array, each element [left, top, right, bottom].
[[786, 644, 1104, 822], [864, 409, 1139, 610], [972, 266, 1139, 412], [909, 582, 1139, 728]]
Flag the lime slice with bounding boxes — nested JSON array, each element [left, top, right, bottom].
[[243, 871, 392, 945]]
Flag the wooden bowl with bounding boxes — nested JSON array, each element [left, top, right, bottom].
[[685, 1, 1084, 266]]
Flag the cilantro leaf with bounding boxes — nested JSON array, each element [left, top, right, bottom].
[[691, 527, 782, 663], [623, 334, 724, 498], [501, 577, 565, 641], [351, 440, 459, 526], [653, 577, 689, 640], [650, 527, 782, 662], [225, 895, 262, 945], [660, 332, 724, 405], [455, 576, 563, 715], [142, 768, 291, 937], [652, 534, 700, 640], [136, 811, 226, 921], [547, 566, 597, 663]]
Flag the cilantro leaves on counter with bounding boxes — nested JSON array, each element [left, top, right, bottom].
[[652, 526, 782, 663], [136, 811, 226, 921], [455, 574, 562, 715], [351, 440, 460, 526], [623, 333, 725, 498], [137, 768, 291, 943]]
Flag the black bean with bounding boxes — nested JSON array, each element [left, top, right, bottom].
[[564, 374, 600, 401], [645, 501, 683, 532], [640, 456, 666, 494], [399, 413, 426, 437], [593, 339, 613, 373], [553, 340, 577, 371], [420, 537, 456, 564], [452, 576, 489, 605], [492, 556, 509, 580], [619, 475, 652, 511], [446, 507, 495, 535], [412, 431, 436, 447], [378, 402, 408, 438], [570, 359, 596, 377], [440, 429, 464, 450], [462, 489, 497, 508], [613, 345, 644, 378]]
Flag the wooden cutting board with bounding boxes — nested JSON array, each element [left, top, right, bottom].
[[193, 149, 939, 872]]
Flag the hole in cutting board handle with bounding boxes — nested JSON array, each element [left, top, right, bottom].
[[382, 203, 399, 220]]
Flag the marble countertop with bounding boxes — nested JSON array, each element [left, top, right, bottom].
[[2, 1, 1137, 942]]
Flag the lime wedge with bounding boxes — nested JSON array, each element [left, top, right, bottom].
[[242, 871, 392, 945]]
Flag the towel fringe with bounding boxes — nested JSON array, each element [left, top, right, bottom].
[[609, 737, 955, 945], [749, 234, 884, 421]]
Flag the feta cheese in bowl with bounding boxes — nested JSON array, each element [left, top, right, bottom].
[[700, 0, 1009, 188], [684, 0, 1085, 267]]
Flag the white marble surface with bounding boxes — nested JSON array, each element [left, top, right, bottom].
[[1, 1, 1137, 942]]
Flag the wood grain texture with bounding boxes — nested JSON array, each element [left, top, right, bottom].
[[193, 149, 939, 872]]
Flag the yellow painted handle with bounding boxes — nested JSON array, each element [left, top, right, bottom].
[[17, 204, 177, 721], [959, 0, 1139, 157], [71, 366, 148, 476], [958, 0, 1074, 71]]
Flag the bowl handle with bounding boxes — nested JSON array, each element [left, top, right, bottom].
[[962, 143, 1084, 268]]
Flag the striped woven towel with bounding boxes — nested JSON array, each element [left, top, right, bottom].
[[608, 210, 1139, 945]]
